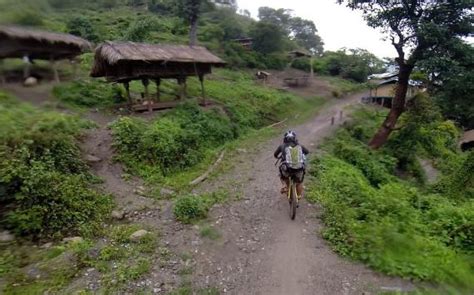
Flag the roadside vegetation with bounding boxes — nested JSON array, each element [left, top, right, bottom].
[[0, 92, 113, 239], [307, 94, 474, 291]]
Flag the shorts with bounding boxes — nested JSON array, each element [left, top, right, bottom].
[[279, 164, 305, 183]]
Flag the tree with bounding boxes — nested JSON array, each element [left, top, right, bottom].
[[258, 7, 293, 34], [290, 17, 324, 55], [339, 0, 473, 148], [176, 0, 214, 46], [249, 22, 284, 54], [420, 40, 474, 129], [67, 16, 100, 43], [258, 7, 324, 55]]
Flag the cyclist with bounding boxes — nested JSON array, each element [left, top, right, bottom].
[[274, 130, 309, 198]]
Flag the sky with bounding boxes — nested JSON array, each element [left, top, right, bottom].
[[236, 0, 398, 59]]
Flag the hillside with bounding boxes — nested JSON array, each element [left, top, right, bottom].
[[1, 0, 473, 294]]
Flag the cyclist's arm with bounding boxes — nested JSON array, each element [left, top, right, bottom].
[[302, 145, 309, 155], [274, 145, 283, 158]]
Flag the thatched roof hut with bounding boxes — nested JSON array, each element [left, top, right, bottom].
[[90, 41, 225, 111], [90, 41, 225, 82], [0, 26, 92, 60]]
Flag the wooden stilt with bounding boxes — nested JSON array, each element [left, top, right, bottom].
[[50, 58, 60, 83], [155, 78, 161, 102], [23, 57, 31, 79], [142, 78, 151, 112], [0, 60, 5, 85], [71, 59, 78, 80], [124, 81, 132, 107], [177, 77, 186, 100], [199, 73, 206, 105]]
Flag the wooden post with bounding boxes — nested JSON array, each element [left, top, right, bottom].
[[50, 57, 60, 83], [177, 77, 186, 100], [0, 59, 5, 85], [310, 55, 314, 78], [142, 78, 151, 112], [199, 73, 206, 105], [124, 81, 132, 107], [71, 59, 78, 80], [23, 56, 31, 79], [155, 78, 161, 102]]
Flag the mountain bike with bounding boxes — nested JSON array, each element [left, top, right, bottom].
[[276, 157, 302, 220], [287, 173, 300, 220]]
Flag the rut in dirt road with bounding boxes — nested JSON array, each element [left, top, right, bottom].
[[173, 92, 414, 295]]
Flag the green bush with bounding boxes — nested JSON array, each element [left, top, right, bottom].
[[173, 191, 227, 223], [307, 104, 474, 289], [173, 195, 209, 223], [307, 156, 474, 288], [0, 93, 113, 238], [53, 79, 124, 108], [110, 102, 237, 176]]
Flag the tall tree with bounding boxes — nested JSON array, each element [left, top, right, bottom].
[[290, 17, 324, 55], [176, 0, 214, 46], [339, 0, 473, 148]]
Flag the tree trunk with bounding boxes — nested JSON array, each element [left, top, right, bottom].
[[189, 17, 198, 46], [368, 64, 414, 149]]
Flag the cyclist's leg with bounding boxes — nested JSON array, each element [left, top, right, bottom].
[[279, 164, 290, 194], [295, 169, 305, 197]]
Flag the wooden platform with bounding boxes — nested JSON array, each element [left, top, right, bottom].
[[131, 99, 214, 112]]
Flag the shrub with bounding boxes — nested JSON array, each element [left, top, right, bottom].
[[110, 102, 237, 176], [0, 93, 113, 238], [173, 191, 227, 223], [173, 195, 209, 223], [307, 105, 474, 289]]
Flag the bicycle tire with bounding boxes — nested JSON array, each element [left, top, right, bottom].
[[289, 183, 297, 220]]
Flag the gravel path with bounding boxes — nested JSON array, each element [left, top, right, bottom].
[[131, 92, 414, 294]]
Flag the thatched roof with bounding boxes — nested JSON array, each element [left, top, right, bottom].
[[460, 130, 474, 144], [0, 26, 92, 60], [289, 49, 312, 58], [91, 41, 225, 81], [94, 41, 224, 65]]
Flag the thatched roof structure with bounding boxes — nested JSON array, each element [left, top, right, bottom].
[[289, 49, 312, 58], [461, 130, 474, 144], [0, 26, 92, 60], [90, 41, 225, 82]]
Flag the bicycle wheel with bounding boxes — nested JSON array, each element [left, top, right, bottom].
[[289, 183, 297, 220]]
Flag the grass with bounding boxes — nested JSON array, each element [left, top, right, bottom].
[[173, 191, 229, 224], [200, 225, 221, 240]]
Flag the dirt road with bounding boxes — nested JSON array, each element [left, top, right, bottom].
[[153, 92, 413, 294], [79, 91, 413, 294]]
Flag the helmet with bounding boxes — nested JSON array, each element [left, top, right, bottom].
[[283, 130, 297, 143]]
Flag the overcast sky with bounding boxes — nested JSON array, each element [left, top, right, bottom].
[[236, 0, 398, 59]]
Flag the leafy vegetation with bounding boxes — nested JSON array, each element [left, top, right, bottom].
[[53, 79, 125, 108], [0, 93, 113, 239], [307, 99, 474, 290], [174, 191, 228, 223]]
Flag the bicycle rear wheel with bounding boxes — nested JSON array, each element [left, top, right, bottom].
[[289, 183, 297, 220]]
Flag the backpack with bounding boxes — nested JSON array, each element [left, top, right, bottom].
[[284, 144, 305, 170]]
